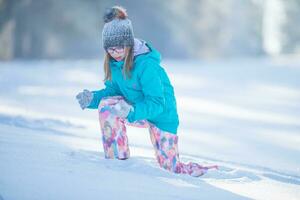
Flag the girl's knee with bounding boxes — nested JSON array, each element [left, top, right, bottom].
[[98, 95, 124, 109]]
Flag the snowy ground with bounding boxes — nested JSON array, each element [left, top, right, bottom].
[[0, 57, 299, 200]]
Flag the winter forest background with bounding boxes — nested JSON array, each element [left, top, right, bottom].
[[0, 0, 300, 60]]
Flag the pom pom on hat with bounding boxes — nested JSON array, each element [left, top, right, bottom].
[[103, 6, 128, 23]]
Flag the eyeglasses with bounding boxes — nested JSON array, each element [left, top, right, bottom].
[[107, 46, 125, 54]]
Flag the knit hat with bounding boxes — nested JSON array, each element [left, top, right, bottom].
[[102, 6, 134, 50]]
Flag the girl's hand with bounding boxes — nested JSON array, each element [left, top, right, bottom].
[[76, 89, 94, 110], [111, 100, 134, 118]]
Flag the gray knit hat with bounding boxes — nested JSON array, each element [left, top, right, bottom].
[[102, 6, 134, 50]]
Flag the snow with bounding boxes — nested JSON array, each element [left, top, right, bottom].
[[0, 58, 299, 200]]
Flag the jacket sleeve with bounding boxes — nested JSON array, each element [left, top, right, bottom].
[[127, 61, 165, 122], [87, 80, 121, 109]]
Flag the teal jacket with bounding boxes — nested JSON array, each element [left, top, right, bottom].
[[87, 41, 179, 134]]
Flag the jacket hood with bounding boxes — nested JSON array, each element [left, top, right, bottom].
[[133, 38, 150, 57]]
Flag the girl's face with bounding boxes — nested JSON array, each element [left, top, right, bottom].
[[107, 46, 125, 61]]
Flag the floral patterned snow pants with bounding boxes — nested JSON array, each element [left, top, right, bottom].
[[98, 96, 218, 177]]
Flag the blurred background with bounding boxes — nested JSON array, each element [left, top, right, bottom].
[[0, 0, 300, 60]]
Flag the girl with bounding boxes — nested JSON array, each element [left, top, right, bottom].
[[76, 6, 218, 177]]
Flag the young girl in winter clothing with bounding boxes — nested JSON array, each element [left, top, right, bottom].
[[76, 6, 218, 177]]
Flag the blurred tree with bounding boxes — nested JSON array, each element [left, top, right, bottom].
[[166, 0, 264, 59], [0, 0, 16, 59], [13, 0, 107, 59], [282, 0, 300, 54]]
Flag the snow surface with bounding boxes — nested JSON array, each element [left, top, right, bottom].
[[0, 58, 299, 200]]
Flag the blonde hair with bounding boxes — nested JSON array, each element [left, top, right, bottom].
[[103, 47, 133, 81]]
